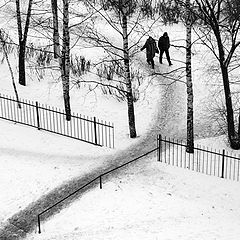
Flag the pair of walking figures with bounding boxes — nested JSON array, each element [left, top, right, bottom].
[[141, 32, 172, 69]]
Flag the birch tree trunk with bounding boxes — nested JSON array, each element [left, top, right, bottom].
[[238, 109, 240, 140], [186, 0, 194, 153], [62, 0, 71, 121], [122, 13, 137, 138], [51, 0, 60, 58], [16, 0, 33, 86]]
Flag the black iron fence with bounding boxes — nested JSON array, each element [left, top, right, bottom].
[[0, 94, 114, 148], [157, 135, 240, 181], [37, 147, 158, 233], [36, 135, 240, 233]]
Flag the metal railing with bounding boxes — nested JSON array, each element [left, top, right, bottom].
[[0, 94, 114, 148], [37, 135, 240, 233], [37, 147, 158, 233], [157, 135, 240, 181]]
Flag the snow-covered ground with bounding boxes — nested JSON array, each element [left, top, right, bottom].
[[0, 9, 240, 240], [28, 156, 240, 240], [1, 118, 240, 240]]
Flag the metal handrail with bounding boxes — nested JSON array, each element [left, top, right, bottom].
[[37, 147, 158, 233]]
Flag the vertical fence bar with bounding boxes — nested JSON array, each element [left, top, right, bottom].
[[69, 113, 73, 137], [202, 146, 205, 174], [233, 157, 236, 181], [6, 95, 10, 119], [55, 107, 59, 133], [168, 138, 170, 164], [172, 138, 174, 166], [13, 98, 17, 123], [164, 136, 166, 163], [210, 148, 213, 176], [77, 113, 80, 139], [206, 147, 209, 175], [35, 102, 41, 130], [51, 107, 55, 132], [176, 139, 178, 167], [192, 145, 195, 171], [112, 123, 114, 148], [237, 157, 240, 181], [83, 115, 86, 141], [218, 150, 221, 177], [221, 149, 225, 178], [184, 144, 187, 168], [73, 114, 76, 138], [93, 117, 98, 145], [60, 109, 63, 134], [3, 96, 7, 119], [100, 175, 102, 189], [105, 121, 107, 147], [38, 215, 41, 234], [87, 116, 89, 141], [22, 99, 26, 124], [213, 149, 216, 176], [228, 154, 232, 180], [108, 122, 111, 148], [25, 101, 29, 125], [158, 135, 162, 162], [180, 140, 183, 167], [197, 145, 200, 172], [10, 97, 13, 120]]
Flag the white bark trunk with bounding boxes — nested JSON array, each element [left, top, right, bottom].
[[186, 0, 194, 153], [122, 13, 137, 138], [62, 0, 71, 120], [51, 0, 60, 58]]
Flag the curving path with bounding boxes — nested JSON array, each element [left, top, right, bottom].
[[0, 66, 206, 240]]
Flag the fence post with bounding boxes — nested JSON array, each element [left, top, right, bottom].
[[99, 175, 102, 189], [221, 149, 225, 178], [93, 117, 98, 145], [38, 215, 41, 234], [158, 134, 162, 162], [35, 101, 41, 130]]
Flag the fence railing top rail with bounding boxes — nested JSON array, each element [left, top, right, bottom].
[[37, 146, 158, 231]]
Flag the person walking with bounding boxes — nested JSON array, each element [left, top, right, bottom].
[[158, 32, 172, 66], [141, 36, 159, 69]]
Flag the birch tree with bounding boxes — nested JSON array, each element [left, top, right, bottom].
[[16, 0, 33, 86], [61, 0, 71, 120], [121, 0, 137, 138], [51, 0, 60, 58], [80, 0, 140, 138], [185, 0, 194, 153], [194, 0, 240, 149]]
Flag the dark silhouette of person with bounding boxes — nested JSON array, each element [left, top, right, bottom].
[[141, 36, 159, 69], [158, 32, 172, 66]]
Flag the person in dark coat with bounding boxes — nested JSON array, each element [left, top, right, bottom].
[[141, 36, 159, 69], [158, 32, 172, 66]]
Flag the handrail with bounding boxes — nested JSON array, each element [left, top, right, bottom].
[[37, 147, 158, 233]]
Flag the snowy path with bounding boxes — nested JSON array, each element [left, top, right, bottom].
[[0, 65, 212, 240]]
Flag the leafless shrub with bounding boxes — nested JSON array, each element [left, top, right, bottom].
[[96, 60, 143, 102]]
